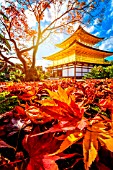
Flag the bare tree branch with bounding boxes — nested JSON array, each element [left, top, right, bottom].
[[0, 52, 15, 66], [39, 31, 52, 45], [20, 45, 36, 54], [0, 62, 7, 72]]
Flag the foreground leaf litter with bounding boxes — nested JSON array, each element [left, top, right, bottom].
[[0, 78, 113, 170]]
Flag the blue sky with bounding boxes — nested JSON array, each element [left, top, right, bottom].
[[0, 0, 113, 68], [36, 0, 113, 68]]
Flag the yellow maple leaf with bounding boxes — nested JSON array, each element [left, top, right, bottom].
[[45, 89, 59, 100], [38, 99, 56, 106], [83, 129, 98, 170], [98, 136, 113, 152], [83, 115, 113, 170], [46, 86, 71, 105], [49, 132, 83, 156], [87, 142, 98, 169]]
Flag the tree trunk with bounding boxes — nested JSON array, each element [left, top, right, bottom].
[[25, 67, 39, 81], [26, 42, 40, 81], [31, 22, 41, 69], [31, 47, 37, 69]]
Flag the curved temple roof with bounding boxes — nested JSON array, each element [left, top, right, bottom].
[[55, 25, 104, 48], [44, 40, 113, 61], [43, 25, 113, 63]]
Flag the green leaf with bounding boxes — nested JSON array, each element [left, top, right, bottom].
[[0, 34, 11, 50], [0, 12, 9, 20]]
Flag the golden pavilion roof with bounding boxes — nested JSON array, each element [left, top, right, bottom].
[[43, 26, 113, 63], [44, 40, 113, 61], [55, 25, 104, 49]]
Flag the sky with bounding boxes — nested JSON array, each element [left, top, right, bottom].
[[0, 0, 113, 69], [27, 0, 113, 68]]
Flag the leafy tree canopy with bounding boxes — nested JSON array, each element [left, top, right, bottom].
[[0, 0, 109, 80]]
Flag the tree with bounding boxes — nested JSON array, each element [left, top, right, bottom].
[[0, 0, 108, 81], [84, 65, 113, 79]]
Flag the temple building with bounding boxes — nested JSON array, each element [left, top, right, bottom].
[[43, 26, 113, 78]]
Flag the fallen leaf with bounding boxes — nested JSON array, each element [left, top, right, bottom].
[[0, 139, 15, 150]]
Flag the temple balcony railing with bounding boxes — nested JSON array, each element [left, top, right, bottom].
[[47, 55, 109, 67]]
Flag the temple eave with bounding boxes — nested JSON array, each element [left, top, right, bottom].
[[56, 25, 104, 48], [44, 42, 113, 61]]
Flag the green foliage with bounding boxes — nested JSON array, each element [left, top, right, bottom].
[[9, 69, 25, 82], [0, 11, 9, 21], [0, 67, 10, 82], [0, 63, 49, 82], [105, 65, 113, 78], [25, 66, 50, 81], [84, 65, 113, 79], [0, 13, 11, 52], [0, 91, 18, 114], [37, 70, 50, 80], [0, 64, 25, 82], [0, 33, 11, 51]]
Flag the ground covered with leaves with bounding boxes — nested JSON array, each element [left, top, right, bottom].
[[0, 78, 113, 170]]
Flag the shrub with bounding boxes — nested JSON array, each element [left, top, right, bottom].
[[84, 65, 113, 79]]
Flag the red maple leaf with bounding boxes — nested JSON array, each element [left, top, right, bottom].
[[22, 127, 62, 170]]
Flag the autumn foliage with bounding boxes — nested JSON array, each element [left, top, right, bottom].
[[0, 0, 108, 81], [0, 78, 113, 170]]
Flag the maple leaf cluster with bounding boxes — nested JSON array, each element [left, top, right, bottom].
[[0, 78, 113, 170]]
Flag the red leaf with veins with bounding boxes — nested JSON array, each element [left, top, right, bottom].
[[99, 99, 113, 114], [15, 106, 26, 116], [40, 99, 84, 128], [22, 127, 61, 170]]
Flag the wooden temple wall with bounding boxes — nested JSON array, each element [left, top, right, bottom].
[[47, 54, 107, 78], [50, 62, 94, 78]]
